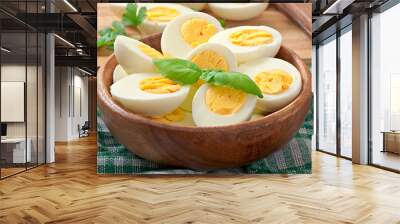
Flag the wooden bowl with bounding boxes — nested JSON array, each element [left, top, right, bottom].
[[97, 33, 312, 169]]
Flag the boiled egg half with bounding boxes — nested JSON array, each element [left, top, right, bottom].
[[149, 108, 195, 126], [114, 35, 164, 74], [192, 85, 257, 127], [238, 57, 302, 113], [113, 64, 128, 83], [181, 42, 237, 112], [208, 3, 268, 21], [161, 12, 224, 58], [111, 73, 189, 116], [138, 3, 193, 35], [208, 26, 282, 63]]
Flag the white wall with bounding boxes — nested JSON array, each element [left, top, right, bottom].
[[54, 66, 69, 141], [54, 67, 89, 141], [1, 65, 38, 138], [1, 65, 25, 138]]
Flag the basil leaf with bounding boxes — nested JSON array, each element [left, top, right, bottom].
[[97, 21, 126, 49], [112, 20, 125, 33], [218, 19, 226, 28], [99, 27, 112, 36], [122, 3, 147, 27], [201, 70, 263, 98], [153, 59, 202, 85], [137, 6, 147, 24], [153, 58, 263, 97]]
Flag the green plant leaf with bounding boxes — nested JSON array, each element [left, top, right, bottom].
[[152, 58, 263, 98], [218, 19, 226, 28], [97, 21, 126, 49], [98, 27, 112, 36], [137, 6, 147, 24], [122, 3, 147, 27], [112, 20, 125, 33], [153, 58, 202, 85], [200, 70, 263, 98]]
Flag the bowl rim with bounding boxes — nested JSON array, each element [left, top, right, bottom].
[[98, 45, 311, 132]]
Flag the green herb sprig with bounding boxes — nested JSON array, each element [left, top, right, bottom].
[[97, 3, 147, 49], [153, 59, 202, 85], [97, 21, 126, 49], [122, 3, 147, 27], [218, 19, 226, 28], [200, 70, 263, 98], [153, 58, 263, 98]]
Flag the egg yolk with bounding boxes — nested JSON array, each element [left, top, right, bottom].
[[229, 29, 273, 46], [254, 70, 293, 94], [191, 50, 229, 71], [181, 19, 218, 47], [146, 7, 180, 22], [138, 43, 164, 59], [150, 108, 185, 123], [205, 86, 246, 115], [140, 76, 181, 94]]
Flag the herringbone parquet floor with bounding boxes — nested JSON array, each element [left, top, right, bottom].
[[1, 135, 400, 224]]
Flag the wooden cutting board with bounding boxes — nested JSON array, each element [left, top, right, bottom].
[[97, 3, 312, 68]]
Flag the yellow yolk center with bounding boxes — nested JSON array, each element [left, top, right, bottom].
[[139, 76, 181, 94], [254, 70, 293, 94], [150, 108, 185, 123], [138, 43, 164, 59], [191, 50, 229, 71], [181, 18, 218, 47], [229, 29, 273, 46], [146, 7, 181, 22], [205, 86, 246, 115]]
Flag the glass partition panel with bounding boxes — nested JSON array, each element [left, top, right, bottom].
[[339, 28, 352, 158], [371, 4, 400, 171], [317, 36, 337, 154], [0, 0, 46, 179], [1, 30, 27, 178]]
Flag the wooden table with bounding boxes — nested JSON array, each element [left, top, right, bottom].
[[381, 131, 400, 154], [97, 3, 312, 68]]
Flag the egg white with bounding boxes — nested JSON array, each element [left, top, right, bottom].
[[114, 35, 160, 74], [110, 73, 190, 116], [161, 12, 224, 59], [192, 84, 257, 127], [113, 64, 128, 83], [208, 26, 282, 64], [137, 3, 193, 35], [208, 3, 268, 21], [238, 57, 302, 113], [185, 42, 237, 71]]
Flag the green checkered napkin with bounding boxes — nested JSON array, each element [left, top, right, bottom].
[[97, 101, 313, 174]]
